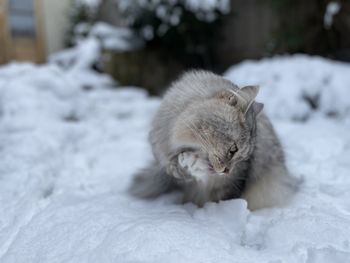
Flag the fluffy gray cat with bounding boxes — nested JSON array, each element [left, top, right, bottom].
[[129, 70, 299, 210]]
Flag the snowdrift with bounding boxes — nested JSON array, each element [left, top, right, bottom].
[[0, 56, 350, 262]]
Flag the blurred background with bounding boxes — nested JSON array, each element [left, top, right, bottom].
[[0, 0, 349, 94]]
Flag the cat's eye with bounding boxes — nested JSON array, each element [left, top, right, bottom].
[[228, 145, 238, 158]]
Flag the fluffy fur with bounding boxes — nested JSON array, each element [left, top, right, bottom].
[[129, 70, 299, 210]]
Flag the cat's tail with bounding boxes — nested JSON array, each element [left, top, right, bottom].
[[128, 161, 177, 198], [242, 166, 302, 210]]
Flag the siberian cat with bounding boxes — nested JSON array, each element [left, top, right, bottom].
[[129, 70, 298, 210]]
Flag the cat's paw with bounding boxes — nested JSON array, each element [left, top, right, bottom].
[[167, 158, 192, 181], [178, 151, 198, 169], [178, 152, 209, 180]]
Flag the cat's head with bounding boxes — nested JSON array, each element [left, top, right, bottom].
[[172, 86, 263, 175]]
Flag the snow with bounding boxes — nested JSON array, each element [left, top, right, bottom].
[[89, 22, 145, 51], [324, 1, 341, 29], [50, 23, 143, 79], [75, 0, 101, 9], [57, 23, 143, 64], [185, 0, 230, 14], [50, 38, 101, 70], [0, 55, 350, 262], [225, 55, 350, 120]]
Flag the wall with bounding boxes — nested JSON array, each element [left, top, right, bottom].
[[0, 0, 9, 64], [42, 0, 71, 56]]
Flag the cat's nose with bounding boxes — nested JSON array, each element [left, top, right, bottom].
[[223, 167, 229, 174]]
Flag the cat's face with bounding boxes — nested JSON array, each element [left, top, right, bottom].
[[172, 86, 263, 175], [194, 102, 254, 175]]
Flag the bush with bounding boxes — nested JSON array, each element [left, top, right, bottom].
[[65, 0, 100, 47], [117, 0, 230, 68]]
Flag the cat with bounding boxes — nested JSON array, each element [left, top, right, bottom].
[[129, 70, 299, 210]]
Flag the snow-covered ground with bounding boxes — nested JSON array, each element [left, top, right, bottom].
[[0, 55, 349, 263]]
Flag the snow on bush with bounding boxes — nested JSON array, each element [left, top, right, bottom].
[[51, 22, 144, 77], [67, 0, 101, 46], [50, 38, 101, 70], [118, 0, 230, 27], [117, 0, 229, 67], [89, 22, 145, 51], [0, 55, 350, 262], [117, 0, 230, 40], [324, 1, 341, 28], [225, 55, 350, 120], [75, 0, 101, 9]]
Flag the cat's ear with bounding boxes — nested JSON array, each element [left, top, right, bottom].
[[237, 85, 260, 115], [239, 85, 259, 102], [253, 102, 264, 116]]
